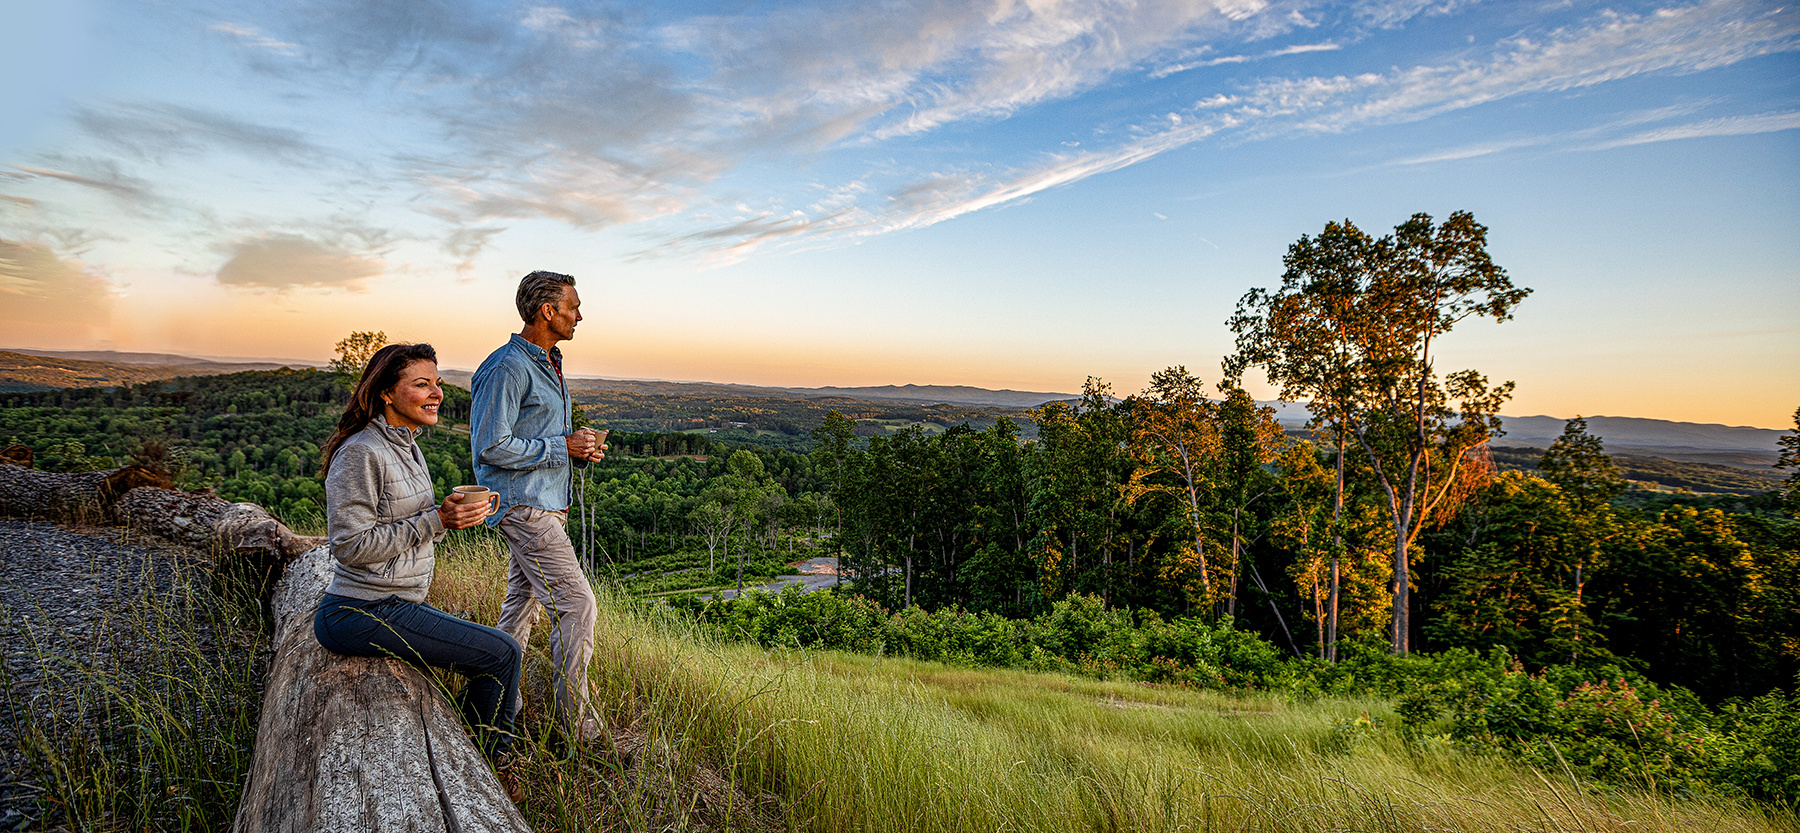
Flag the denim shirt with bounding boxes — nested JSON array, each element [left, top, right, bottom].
[[470, 334, 586, 524]]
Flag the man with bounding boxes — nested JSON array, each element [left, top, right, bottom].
[[471, 270, 606, 740]]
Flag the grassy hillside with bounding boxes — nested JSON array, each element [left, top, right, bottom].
[[12, 522, 1794, 832], [424, 534, 1793, 833]]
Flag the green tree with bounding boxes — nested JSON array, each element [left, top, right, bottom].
[[1126, 366, 1222, 607], [1228, 211, 1530, 654], [1536, 416, 1626, 660], [1028, 379, 1134, 607], [965, 418, 1036, 616], [720, 449, 785, 593], [1776, 406, 1800, 515], [810, 410, 859, 553], [1427, 472, 1586, 665], [1214, 386, 1284, 621], [1539, 417, 1627, 510], [690, 500, 731, 573], [329, 331, 388, 377]]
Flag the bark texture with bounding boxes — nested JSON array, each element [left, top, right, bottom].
[[0, 464, 320, 564], [0, 466, 527, 831], [232, 545, 530, 833], [114, 486, 320, 560], [0, 463, 170, 524]]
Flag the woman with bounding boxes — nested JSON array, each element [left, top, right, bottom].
[[315, 343, 521, 759]]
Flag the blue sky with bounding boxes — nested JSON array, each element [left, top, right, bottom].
[[1, 0, 1796, 427]]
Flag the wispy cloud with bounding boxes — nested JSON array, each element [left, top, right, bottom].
[[1392, 137, 1545, 164], [1282, 0, 1798, 134], [74, 102, 324, 164], [10, 161, 154, 202], [669, 0, 1799, 257], [209, 22, 303, 56], [215, 233, 385, 289], [1353, 0, 1480, 30], [1586, 110, 1800, 148], [1153, 41, 1341, 77]]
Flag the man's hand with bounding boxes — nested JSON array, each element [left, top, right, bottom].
[[566, 428, 607, 463], [437, 493, 492, 530]]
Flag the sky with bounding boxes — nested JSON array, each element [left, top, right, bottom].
[[1, 0, 1796, 429]]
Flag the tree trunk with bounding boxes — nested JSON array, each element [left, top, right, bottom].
[[233, 546, 530, 833], [1327, 556, 1340, 663], [904, 536, 914, 609], [1392, 526, 1410, 655]]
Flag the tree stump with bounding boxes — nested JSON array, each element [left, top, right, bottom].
[[0, 444, 31, 467]]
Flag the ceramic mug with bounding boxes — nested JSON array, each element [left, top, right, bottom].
[[450, 485, 499, 518]]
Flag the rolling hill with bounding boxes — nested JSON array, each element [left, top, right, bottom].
[[2, 348, 1787, 481]]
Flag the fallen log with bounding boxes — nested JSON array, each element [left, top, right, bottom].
[[232, 545, 530, 833], [115, 485, 322, 561], [0, 463, 170, 524], [0, 465, 529, 831], [0, 463, 318, 563]]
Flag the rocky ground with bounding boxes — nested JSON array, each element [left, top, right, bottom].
[[0, 520, 222, 832]]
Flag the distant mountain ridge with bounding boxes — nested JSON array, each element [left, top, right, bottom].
[[0, 349, 306, 392], [1495, 414, 1784, 451], [2, 348, 1785, 469], [776, 383, 1072, 408], [1266, 406, 1783, 469], [6, 348, 324, 368], [1492, 414, 1785, 469]]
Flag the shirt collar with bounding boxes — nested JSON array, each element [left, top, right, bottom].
[[509, 333, 563, 365]]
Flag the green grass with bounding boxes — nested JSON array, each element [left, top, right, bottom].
[[4, 534, 266, 831], [427, 531, 1796, 833], [13, 524, 1790, 831]]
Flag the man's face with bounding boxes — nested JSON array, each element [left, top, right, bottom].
[[543, 285, 582, 342]]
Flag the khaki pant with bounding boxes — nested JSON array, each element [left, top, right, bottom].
[[495, 506, 596, 730]]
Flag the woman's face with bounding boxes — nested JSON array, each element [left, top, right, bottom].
[[381, 360, 443, 429]]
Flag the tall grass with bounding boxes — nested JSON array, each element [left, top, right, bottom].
[[3, 532, 266, 831], [426, 532, 1797, 833], [11, 525, 1789, 832]]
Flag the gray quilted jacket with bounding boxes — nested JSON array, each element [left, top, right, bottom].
[[323, 414, 445, 602]]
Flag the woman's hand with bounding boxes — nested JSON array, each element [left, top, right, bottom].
[[437, 493, 492, 530]]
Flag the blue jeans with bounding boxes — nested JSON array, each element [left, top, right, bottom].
[[315, 593, 521, 756]]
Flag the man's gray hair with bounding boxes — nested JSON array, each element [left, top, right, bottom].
[[515, 270, 576, 324]]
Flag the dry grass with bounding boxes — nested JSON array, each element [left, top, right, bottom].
[[2, 529, 265, 832], [430, 529, 1797, 833]]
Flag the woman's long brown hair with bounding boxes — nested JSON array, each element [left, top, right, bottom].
[[319, 343, 438, 476]]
